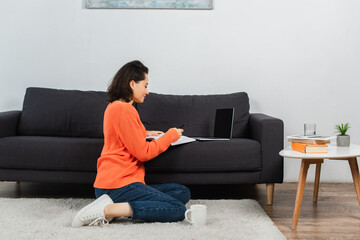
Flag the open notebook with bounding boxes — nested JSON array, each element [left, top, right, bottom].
[[146, 134, 196, 146]]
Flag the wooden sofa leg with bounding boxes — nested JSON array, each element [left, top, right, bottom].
[[266, 183, 274, 205]]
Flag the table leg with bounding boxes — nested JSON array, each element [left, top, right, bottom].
[[313, 162, 322, 202], [292, 159, 310, 229], [348, 157, 360, 205]]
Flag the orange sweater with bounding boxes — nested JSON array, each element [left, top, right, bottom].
[[93, 101, 179, 189]]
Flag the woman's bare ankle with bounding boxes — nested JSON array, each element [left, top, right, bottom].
[[104, 203, 132, 218]]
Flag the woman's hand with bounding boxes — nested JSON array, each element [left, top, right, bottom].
[[146, 131, 164, 137], [172, 128, 184, 138]]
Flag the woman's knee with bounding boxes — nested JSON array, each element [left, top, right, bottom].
[[178, 185, 191, 204]]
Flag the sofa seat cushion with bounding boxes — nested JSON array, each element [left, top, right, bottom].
[[144, 138, 261, 173], [0, 136, 103, 172]]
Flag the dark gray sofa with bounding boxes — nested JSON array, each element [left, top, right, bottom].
[[0, 87, 283, 204]]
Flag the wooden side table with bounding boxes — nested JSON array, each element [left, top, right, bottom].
[[280, 144, 360, 229]]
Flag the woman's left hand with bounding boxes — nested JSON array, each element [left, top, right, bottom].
[[146, 131, 164, 137]]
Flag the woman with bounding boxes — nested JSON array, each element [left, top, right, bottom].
[[72, 60, 190, 227]]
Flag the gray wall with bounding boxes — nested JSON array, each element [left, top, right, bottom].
[[1, 0, 360, 182]]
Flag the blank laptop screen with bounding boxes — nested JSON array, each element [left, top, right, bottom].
[[213, 108, 234, 138]]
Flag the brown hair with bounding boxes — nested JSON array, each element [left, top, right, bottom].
[[107, 60, 149, 103]]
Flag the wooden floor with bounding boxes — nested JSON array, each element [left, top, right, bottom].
[[259, 183, 360, 240], [1, 181, 360, 239]]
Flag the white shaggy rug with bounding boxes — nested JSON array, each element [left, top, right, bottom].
[[0, 198, 285, 240]]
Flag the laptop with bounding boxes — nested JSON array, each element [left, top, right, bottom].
[[194, 108, 235, 141]]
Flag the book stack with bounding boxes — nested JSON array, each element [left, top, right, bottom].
[[287, 135, 335, 154], [291, 142, 328, 153]]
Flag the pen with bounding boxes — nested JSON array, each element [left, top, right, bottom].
[[179, 123, 186, 129]]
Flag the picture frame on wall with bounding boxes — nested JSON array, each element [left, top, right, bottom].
[[85, 0, 213, 9]]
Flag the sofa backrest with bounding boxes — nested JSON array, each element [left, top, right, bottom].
[[137, 92, 250, 138], [17, 88, 250, 138], [18, 87, 107, 138]]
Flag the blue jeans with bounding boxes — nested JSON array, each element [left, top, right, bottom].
[[95, 182, 191, 222]]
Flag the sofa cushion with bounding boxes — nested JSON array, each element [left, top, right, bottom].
[[144, 138, 261, 173], [0, 136, 102, 172], [0, 136, 261, 174], [137, 92, 250, 138], [18, 87, 107, 138]]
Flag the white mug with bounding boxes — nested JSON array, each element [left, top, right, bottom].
[[185, 204, 207, 226]]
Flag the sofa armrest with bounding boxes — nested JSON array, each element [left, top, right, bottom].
[[0, 111, 21, 138], [249, 113, 284, 183]]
